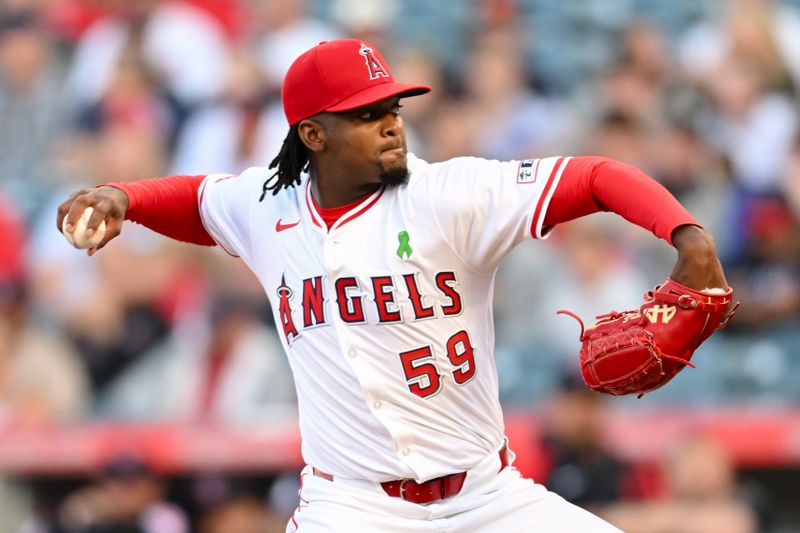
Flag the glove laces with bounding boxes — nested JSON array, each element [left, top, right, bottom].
[[556, 308, 698, 371]]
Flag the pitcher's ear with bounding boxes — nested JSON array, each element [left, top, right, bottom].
[[298, 118, 326, 153]]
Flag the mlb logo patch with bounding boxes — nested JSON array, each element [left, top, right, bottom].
[[517, 159, 538, 184]]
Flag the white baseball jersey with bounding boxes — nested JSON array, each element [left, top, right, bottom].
[[198, 153, 570, 483]]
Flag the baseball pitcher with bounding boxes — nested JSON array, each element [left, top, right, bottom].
[[58, 39, 735, 532]]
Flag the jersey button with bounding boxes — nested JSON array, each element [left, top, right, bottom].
[[347, 348, 357, 358], [401, 446, 411, 456], [372, 399, 382, 409]]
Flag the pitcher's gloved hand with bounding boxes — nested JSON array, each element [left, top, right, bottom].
[[558, 278, 739, 397]]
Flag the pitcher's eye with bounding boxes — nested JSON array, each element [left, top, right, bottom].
[[358, 104, 402, 121]]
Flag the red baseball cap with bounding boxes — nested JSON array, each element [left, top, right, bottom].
[[281, 39, 431, 126]]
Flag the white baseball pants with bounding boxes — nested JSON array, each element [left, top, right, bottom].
[[286, 443, 622, 532]]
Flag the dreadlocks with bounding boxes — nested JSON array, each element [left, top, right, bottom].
[[260, 125, 309, 201]]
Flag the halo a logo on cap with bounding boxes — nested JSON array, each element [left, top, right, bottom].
[[359, 43, 389, 80]]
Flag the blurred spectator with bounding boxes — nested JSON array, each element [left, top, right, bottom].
[[171, 47, 285, 175], [679, 0, 800, 93], [646, 123, 738, 271], [0, 476, 33, 533], [183, 0, 248, 41], [65, 1, 158, 110], [783, 134, 800, 218], [647, 123, 729, 207], [584, 21, 676, 134], [93, 125, 167, 184], [586, 110, 651, 168], [600, 434, 760, 533], [26, 100, 177, 397], [594, 64, 663, 139], [1, 193, 80, 533], [77, 46, 171, 143], [198, 494, 285, 533], [536, 370, 632, 509], [565, 20, 686, 166], [620, 20, 671, 91], [27, 221, 174, 408], [420, 99, 478, 162], [0, 7, 68, 219], [0, 196, 89, 428], [537, 216, 648, 358], [55, 456, 189, 533], [66, 0, 232, 129], [98, 283, 296, 426], [256, 0, 339, 92], [44, 227, 177, 395], [702, 56, 798, 193], [330, 0, 396, 50], [676, 2, 800, 198], [41, 0, 113, 44], [140, 1, 233, 107], [725, 195, 800, 329], [459, 24, 566, 160]]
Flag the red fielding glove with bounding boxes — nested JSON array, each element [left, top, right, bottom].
[[558, 278, 739, 397]]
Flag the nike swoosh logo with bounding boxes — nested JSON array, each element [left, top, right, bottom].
[[276, 219, 300, 232]]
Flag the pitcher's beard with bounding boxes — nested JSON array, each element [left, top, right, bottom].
[[379, 167, 409, 187]]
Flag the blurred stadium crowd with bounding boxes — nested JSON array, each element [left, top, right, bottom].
[[0, 0, 799, 531]]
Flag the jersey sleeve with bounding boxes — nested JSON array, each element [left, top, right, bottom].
[[422, 155, 570, 274], [543, 156, 700, 245], [198, 167, 269, 259]]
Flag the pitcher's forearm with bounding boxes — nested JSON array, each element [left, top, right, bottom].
[[105, 175, 216, 246]]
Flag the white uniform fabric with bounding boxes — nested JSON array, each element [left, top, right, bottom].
[[287, 441, 621, 532], [198, 154, 620, 530], [199, 153, 567, 480]]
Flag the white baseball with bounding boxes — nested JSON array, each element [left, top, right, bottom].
[[62, 206, 106, 249]]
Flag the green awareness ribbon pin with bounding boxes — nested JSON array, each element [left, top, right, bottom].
[[396, 230, 413, 259]]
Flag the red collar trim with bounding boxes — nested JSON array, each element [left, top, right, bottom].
[[314, 195, 369, 229], [304, 180, 384, 232], [304, 180, 324, 229]]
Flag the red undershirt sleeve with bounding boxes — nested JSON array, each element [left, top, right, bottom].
[[542, 156, 700, 246], [104, 175, 217, 246]]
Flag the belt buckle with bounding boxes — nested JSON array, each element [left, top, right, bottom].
[[399, 478, 411, 500]]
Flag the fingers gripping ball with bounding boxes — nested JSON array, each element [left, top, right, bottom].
[[557, 278, 739, 397], [62, 207, 106, 249]]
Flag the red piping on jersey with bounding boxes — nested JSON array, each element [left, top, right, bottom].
[[334, 187, 384, 228], [313, 193, 371, 229], [541, 156, 700, 245], [530, 156, 566, 238], [304, 181, 324, 229], [304, 179, 385, 231], [197, 176, 240, 257]]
